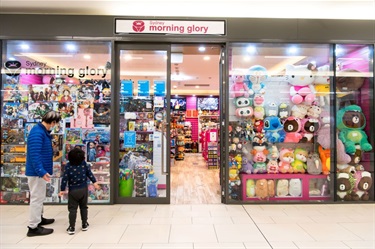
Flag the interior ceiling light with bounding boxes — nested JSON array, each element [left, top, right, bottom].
[[203, 56, 210, 61], [83, 55, 91, 59], [20, 44, 30, 50], [198, 46, 206, 52]]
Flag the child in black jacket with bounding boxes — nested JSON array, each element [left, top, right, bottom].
[[59, 147, 100, 235]]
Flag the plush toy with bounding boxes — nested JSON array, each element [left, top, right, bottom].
[[252, 148, 268, 174], [230, 75, 250, 98], [253, 119, 264, 133], [300, 118, 321, 143], [234, 96, 253, 118], [241, 157, 253, 174], [313, 65, 331, 106], [268, 145, 279, 161], [246, 179, 255, 197], [285, 63, 316, 105], [318, 145, 330, 175], [291, 147, 308, 173], [267, 159, 279, 174], [253, 106, 265, 120], [336, 69, 365, 93], [291, 104, 309, 119], [276, 179, 289, 196], [253, 94, 265, 106], [283, 116, 302, 143], [278, 148, 294, 173], [289, 179, 302, 196], [317, 111, 351, 165], [336, 105, 373, 154], [255, 179, 269, 199], [246, 65, 267, 96], [268, 180, 275, 197], [307, 104, 322, 118], [278, 102, 290, 120], [265, 102, 278, 116], [352, 171, 372, 201], [264, 116, 286, 143], [306, 152, 322, 175], [336, 172, 355, 201]]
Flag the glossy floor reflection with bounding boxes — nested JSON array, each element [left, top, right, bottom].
[[1, 203, 374, 249]]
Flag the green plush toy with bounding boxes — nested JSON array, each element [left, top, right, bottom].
[[336, 105, 373, 154]]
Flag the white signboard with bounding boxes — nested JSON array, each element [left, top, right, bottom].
[[115, 19, 226, 35]]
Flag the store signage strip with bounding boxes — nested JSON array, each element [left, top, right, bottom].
[[115, 19, 226, 35]]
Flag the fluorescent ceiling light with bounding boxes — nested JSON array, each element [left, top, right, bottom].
[[171, 53, 183, 63]]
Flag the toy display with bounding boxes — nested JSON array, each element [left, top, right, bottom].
[[245, 65, 267, 96]]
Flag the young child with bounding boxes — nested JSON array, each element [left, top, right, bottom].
[[58, 147, 100, 235]]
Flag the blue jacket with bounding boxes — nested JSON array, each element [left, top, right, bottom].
[[60, 161, 97, 191], [26, 123, 53, 177]]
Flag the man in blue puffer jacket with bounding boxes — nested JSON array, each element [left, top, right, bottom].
[[26, 111, 61, 237]]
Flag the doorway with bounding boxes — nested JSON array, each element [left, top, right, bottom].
[[169, 44, 223, 204]]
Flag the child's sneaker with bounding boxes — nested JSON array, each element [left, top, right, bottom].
[[67, 226, 75, 235], [82, 222, 89, 231]]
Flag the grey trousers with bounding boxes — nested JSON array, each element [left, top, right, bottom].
[[27, 177, 47, 228]]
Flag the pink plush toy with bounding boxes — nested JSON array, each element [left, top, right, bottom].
[[285, 63, 316, 105], [278, 148, 294, 173], [283, 116, 302, 143], [230, 75, 250, 98]]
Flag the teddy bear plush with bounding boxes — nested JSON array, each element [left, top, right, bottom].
[[285, 63, 316, 105], [336, 104, 373, 154], [246, 65, 267, 96], [283, 116, 302, 143], [336, 172, 355, 201], [336, 69, 365, 93], [230, 75, 250, 98]]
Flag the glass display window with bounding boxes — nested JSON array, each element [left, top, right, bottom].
[[1, 40, 112, 204], [227, 43, 373, 203]]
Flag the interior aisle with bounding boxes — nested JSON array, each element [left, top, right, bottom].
[[171, 153, 221, 204]]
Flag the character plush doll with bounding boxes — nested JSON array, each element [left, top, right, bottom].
[[267, 160, 279, 174], [291, 147, 308, 173], [285, 63, 316, 105], [336, 105, 373, 154], [313, 65, 331, 106], [255, 179, 269, 199], [246, 65, 267, 96], [263, 116, 286, 143], [276, 179, 289, 196], [289, 179, 302, 196], [336, 69, 365, 93], [278, 102, 290, 120], [278, 148, 294, 173], [230, 75, 250, 98], [251, 147, 268, 174], [352, 171, 372, 201], [306, 152, 322, 175], [234, 96, 253, 118], [265, 102, 279, 117], [283, 116, 302, 143], [300, 118, 321, 143]]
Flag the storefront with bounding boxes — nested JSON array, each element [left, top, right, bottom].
[[0, 14, 374, 205]]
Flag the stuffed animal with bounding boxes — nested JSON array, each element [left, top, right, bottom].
[[278, 102, 290, 120], [234, 96, 253, 118], [278, 148, 294, 173], [336, 105, 373, 154], [230, 75, 250, 98], [253, 119, 264, 133], [291, 104, 309, 119], [241, 157, 253, 174], [265, 102, 279, 116], [246, 179, 255, 197], [246, 65, 267, 96], [268, 180, 275, 197], [276, 179, 289, 196], [306, 152, 322, 175], [289, 179, 302, 196], [267, 160, 279, 174], [318, 145, 330, 175], [268, 145, 279, 161], [285, 63, 316, 105], [252, 148, 268, 174], [336, 69, 365, 93], [253, 106, 265, 120], [255, 179, 269, 199], [291, 147, 308, 173], [352, 171, 372, 201], [336, 172, 355, 201], [307, 104, 322, 118], [264, 116, 286, 143], [253, 94, 265, 106], [300, 118, 321, 143], [313, 65, 331, 106], [283, 116, 302, 143]]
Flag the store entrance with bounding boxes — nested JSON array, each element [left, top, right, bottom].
[[169, 44, 223, 204]]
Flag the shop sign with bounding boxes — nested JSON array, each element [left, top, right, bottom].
[[115, 19, 226, 35]]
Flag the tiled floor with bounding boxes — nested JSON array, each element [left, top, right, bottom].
[[0, 203, 374, 249]]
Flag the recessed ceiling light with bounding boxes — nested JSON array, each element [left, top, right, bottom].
[[20, 44, 30, 50], [195, 86, 200, 88], [84, 55, 91, 59], [173, 85, 177, 88], [198, 46, 206, 52], [203, 56, 210, 61], [66, 44, 76, 51]]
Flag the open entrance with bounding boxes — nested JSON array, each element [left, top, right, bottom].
[[169, 44, 222, 204]]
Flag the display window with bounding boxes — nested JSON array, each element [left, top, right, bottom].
[[1, 40, 112, 204], [227, 43, 374, 202]]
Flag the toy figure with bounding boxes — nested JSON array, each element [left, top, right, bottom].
[[263, 116, 286, 143], [337, 105, 372, 154], [230, 75, 250, 98], [283, 116, 302, 143], [291, 147, 308, 173], [278, 148, 294, 173], [245, 65, 267, 95], [285, 63, 316, 105], [87, 142, 97, 162]]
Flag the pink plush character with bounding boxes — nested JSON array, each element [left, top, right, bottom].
[[278, 148, 294, 173], [230, 75, 250, 98], [267, 160, 279, 174], [285, 63, 316, 105], [251, 148, 269, 174], [283, 116, 302, 143]]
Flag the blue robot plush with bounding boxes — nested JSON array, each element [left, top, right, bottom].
[[337, 105, 372, 154], [245, 65, 267, 96]]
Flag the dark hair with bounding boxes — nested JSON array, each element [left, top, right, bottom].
[[42, 110, 61, 123], [68, 147, 85, 166]]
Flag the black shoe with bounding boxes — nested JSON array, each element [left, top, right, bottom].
[[82, 222, 89, 231], [67, 226, 75, 235], [27, 226, 54, 237], [38, 217, 55, 226]]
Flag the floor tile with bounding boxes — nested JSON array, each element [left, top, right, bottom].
[[298, 223, 362, 241], [194, 242, 245, 248], [243, 241, 272, 248], [256, 223, 314, 242], [339, 222, 375, 240], [142, 243, 193, 249], [214, 224, 266, 243], [169, 224, 217, 243], [119, 224, 170, 243], [268, 241, 299, 248], [342, 240, 375, 249], [294, 241, 350, 248]]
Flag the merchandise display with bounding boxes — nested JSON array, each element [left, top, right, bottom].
[[228, 43, 374, 203]]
